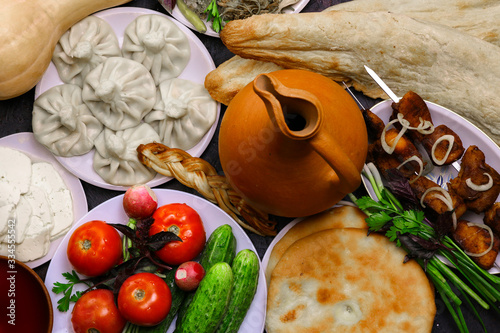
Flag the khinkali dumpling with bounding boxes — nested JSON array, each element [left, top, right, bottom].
[[82, 57, 156, 131], [144, 78, 217, 150], [33, 84, 103, 156], [52, 16, 121, 87], [93, 123, 160, 186], [122, 14, 191, 85]]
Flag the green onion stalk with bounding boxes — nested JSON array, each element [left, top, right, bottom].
[[122, 218, 137, 262], [350, 163, 500, 333]]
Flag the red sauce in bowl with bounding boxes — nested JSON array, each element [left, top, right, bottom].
[[0, 256, 53, 333]]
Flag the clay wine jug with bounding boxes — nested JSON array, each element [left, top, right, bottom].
[[218, 69, 368, 217]]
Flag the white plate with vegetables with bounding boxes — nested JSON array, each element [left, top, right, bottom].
[[34, 7, 220, 191], [45, 189, 266, 332], [168, 0, 311, 37], [0, 132, 88, 268], [364, 99, 500, 274]]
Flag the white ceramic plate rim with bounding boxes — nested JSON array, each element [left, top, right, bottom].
[[34, 7, 220, 191], [45, 189, 266, 333], [362, 99, 500, 274], [170, 0, 311, 37], [0, 132, 88, 268]]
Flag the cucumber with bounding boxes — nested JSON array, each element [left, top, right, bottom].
[[123, 267, 186, 333], [199, 224, 237, 269], [216, 249, 260, 333], [174, 262, 234, 333], [176, 224, 236, 327]]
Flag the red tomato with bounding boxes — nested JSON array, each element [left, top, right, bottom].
[[149, 203, 206, 265], [71, 289, 126, 333], [117, 272, 172, 326], [67, 220, 122, 277]]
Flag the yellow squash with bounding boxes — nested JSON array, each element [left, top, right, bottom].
[[0, 0, 131, 100]]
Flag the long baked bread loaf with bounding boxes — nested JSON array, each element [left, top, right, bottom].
[[326, 0, 500, 47], [218, 10, 500, 146]]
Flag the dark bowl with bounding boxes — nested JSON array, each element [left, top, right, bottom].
[[0, 255, 53, 332]]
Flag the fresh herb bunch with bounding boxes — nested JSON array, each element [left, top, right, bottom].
[[351, 162, 500, 333], [205, 0, 223, 33]]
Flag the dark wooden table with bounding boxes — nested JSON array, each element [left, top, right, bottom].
[[0, 0, 498, 332]]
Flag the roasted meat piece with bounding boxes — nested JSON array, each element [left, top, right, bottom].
[[391, 91, 464, 165], [484, 202, 500, 237], [420, 124, 464, 165], [448, 145, 500, 214], [367, 129, 425, 179], [361, 107, 386, 141], [453, 220, 500, 270], [364, 106, 427, 179], [409, 174, 467, 220]]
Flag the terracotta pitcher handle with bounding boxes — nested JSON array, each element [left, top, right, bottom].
[[253, 73, 361, 193]]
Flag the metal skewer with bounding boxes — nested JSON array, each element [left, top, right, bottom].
[[364, 65, 400, 103]]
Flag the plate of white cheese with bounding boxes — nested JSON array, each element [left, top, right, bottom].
[[0, 132, 88, 268]]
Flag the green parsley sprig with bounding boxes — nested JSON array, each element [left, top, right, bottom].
[[204, 0, 224, 33], [52, 270, 92, 312], [351, 162, 500, 333]]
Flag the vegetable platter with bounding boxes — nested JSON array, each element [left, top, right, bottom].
[[44, 189, 266, 332]]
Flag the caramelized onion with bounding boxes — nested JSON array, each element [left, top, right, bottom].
[[431, 134, 455, 166], [465, 173, 493, 192], [381, 119, 408, 154], [397, 155, 424, 183], [420, 186, 457, 230], [396, 113, 434, 134], [464, 222, 494, 257]]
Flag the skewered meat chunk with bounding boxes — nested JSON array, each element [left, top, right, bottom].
[[484, 202, 500, 237], [448, 145, 500, 214], [363, 107, 426, 179], [452, 220, 500, 270], [361, 107, 386, 141], [391, 91, 464, 165], [367, 128, 425, 179], [420, 124, 464, 165], [409, 174, 467, 220]]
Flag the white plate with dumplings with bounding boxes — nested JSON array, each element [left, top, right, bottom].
[[0, 133, 88, 268], [34, 7, 220, 191]]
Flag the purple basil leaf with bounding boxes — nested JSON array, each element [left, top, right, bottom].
[[398, 233, 437, 261], [136, 217, 155, 243], [148, 231, 182, 252], [385, 169, 420, 208], [108, 223, 136, 240], [158, 0, 175, 13]]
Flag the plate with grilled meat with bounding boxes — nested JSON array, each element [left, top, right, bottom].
[[363, 91, 500, 273]]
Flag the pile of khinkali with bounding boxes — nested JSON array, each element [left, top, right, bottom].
[[32, 14, 218, 187]]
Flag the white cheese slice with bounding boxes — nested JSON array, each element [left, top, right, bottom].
[[0, 204, 15, 236], [14, 215, 51, 262], [23, 184, 54, 231], [31, 162, 73, 240], [0, 181, 21, 207], [0, 196, 32, 244], [0, 147, 32, 195]]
